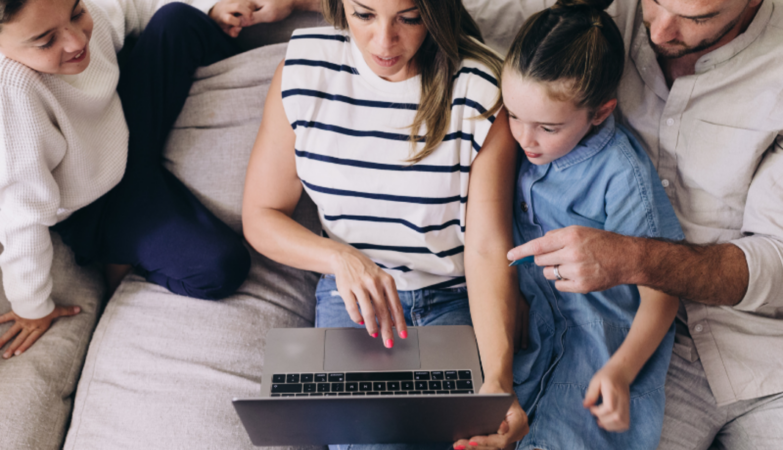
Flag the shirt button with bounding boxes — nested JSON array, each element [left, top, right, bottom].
[[520, 201, 529, 213], [661, 179, 670, 188], [666, 118, 675, 126], [693, 324, 704, 333]]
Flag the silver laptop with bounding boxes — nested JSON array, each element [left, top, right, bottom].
[[233, 325, 513, 446]]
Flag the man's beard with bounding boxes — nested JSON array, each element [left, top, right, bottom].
[[645, 12, 743, 59]]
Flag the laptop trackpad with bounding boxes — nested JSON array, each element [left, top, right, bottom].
[[324, 328, 420, 371]]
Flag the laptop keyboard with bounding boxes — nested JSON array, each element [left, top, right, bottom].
[[270, 370, 475, 397]]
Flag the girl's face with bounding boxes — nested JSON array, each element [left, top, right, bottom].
[[502, 70, 614, 166], [342, 0, 428, 82], [0, 0, 93, 75]]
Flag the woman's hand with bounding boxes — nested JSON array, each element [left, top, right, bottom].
[[452, 382, 529, 450], [0, 305, 81, 359], [209, 0, 320, 38], [330, 248, 407, 348], [583, 363, 632, 432]]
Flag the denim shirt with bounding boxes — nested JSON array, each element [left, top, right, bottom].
[[512, 115, 684, 435]]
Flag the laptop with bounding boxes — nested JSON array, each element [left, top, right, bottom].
[[233, 325, 514, 446]]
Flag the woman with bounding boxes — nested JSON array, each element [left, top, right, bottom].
[[242, 0, 528, 448]]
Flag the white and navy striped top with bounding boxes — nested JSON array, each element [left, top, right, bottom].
[[282, 27, 500, 291]]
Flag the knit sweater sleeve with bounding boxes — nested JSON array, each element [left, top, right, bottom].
[[89, 0, 219, 50], [0, 86, 67, 320]]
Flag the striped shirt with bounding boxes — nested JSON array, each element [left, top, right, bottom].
[[282, 27, 500, 291]]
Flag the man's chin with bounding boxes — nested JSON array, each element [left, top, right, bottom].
[[650, 42, 692, 59]]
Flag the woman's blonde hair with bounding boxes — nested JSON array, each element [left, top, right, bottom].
[[322, 0, 503, 163]]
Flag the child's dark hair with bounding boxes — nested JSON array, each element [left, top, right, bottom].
[[504, 0, 624, 112], [0, 0, 28, 31]]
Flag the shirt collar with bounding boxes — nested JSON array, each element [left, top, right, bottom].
[[552, 114, 616, 171]]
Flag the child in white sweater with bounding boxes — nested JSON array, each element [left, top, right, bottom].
[[0, 0, 279, 359]]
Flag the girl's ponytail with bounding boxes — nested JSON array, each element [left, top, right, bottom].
[[504, 0, 624, 112]]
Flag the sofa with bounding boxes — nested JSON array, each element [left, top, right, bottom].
[[0, 2, 517, 449]]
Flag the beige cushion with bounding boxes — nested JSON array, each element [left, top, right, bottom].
[[64, 41, 324, 450], [0, 234, 104, 450]]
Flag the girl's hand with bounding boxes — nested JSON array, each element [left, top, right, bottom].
[[453, 383, 529, 450], [209, 0, 318, 38], [583, 364, 632, 432], [0, 305, 81, 359], [330, 249, 407, 348]]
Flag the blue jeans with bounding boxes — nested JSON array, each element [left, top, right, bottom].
[[315, 274, 472, 450], [54, 4, 249, 300]]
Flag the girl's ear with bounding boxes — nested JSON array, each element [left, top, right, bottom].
[[591, 99, 617, 126]]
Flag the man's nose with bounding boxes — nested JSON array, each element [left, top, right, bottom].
[[649, 11, 679, 44]]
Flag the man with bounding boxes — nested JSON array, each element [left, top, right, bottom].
[[494, 0, 783, 448]]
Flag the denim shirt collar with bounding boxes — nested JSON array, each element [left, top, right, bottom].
[[551, 114, 616, 171]]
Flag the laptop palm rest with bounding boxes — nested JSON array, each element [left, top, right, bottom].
[[324, 328, 420, 371]]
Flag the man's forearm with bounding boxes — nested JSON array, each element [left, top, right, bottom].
[[630, 238, 749, 306]]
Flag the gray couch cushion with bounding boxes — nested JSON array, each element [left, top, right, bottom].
[[0, 234, 104, 450], [64, 40, 324, 450]]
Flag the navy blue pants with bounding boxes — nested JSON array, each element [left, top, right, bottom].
[[55, 4, 250, 300]]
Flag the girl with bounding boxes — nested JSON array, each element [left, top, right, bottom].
[[242, 0, 529, 447], [498, 0, 683, 448], [0, 0, 262, 359]]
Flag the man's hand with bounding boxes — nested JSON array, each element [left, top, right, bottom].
[[507, 226, 637, 294], [0, 305, 81, 359], [583, 364, 632, 432], [209, 0, 320, 37], [452, 384, 529, 450]]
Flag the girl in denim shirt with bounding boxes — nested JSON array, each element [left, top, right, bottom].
[[499, 0, 683, 448]]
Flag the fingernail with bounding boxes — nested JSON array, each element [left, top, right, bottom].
[[14, 350, 20, 356], [385, 339, 394, 348], [372, 332, 378, 338], [469, 442, 478, 446], [400, 330, 408, 339], [455, 446, 465, 450], [75, 307, 81, 313], [358, 320, 365, 325]]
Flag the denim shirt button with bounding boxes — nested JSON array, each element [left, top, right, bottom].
[[520, 201, 529, 213]]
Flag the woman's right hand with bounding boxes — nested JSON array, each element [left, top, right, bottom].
[[330, 248, 408, 348]]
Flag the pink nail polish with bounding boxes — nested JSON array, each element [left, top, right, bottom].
[[385, 339, 394, 348], [372, 332, 378, 338], [455, 446, 465, 450], [358, 320, 365, 325], [400, 330, 408, 339], [469, 442, 478, 446]]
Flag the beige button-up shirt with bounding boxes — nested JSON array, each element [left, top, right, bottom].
[[467, 0, 783, 406]]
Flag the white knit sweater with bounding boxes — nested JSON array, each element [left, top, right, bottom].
[[0, 0, 215, 319]]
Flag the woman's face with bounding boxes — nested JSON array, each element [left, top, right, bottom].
[[342, 0, 428, 82], [0, 0, 93, 75]]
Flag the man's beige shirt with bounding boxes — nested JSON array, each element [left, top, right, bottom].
[[467, 0, 783, 406]]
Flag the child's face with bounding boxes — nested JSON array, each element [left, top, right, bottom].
[[342, 0, 428, 82], [0, 0, 93, 75], [502, 71, 609, 166]]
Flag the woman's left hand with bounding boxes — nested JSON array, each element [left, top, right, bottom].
[[452, 384, 529, 450]]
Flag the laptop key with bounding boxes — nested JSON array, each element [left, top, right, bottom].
[[457, 380, 473, 390], [286, 374, 300, 383], [329, 373, 345, 383], [458, 370, 472, 380], [326, 393, 337, 396], [304, 383, 316, 393], [359, 382, 373, 392], [296, 394, 308, 397], [317, 383, 330, 393], [414, 371, 430, 381], [409, 391, 422, 395], [444, 371, 458, 380], [331, 383, 345, 392], [453, 390, 471, 394], [272, 374, 286, 383], [437, 391, 450, 395], [394, 391, 408, 395], [387, 381, 400, 391], [310, 393, 323, 396], [301, 374, 314, 383], [346, 372, 414, 381], [338, 393, 351, 396], [346, 382, 359, 392], [402, 381, 414, 390], [415, 381, 428, 390], [431, 371, 445, 380], [444, 381, 456, 390], [315, 373, 328, 383], [373, 382, 386, 391], [423, 391, 436, 395], [366, 392, 379, 396], [429, 381, 442, 390], [381, 392, 393, 395], [271, 394, 281, 397], [272, 384, 303, 393], [282, 394, 295, 397], [352, 392, 366, 396]]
